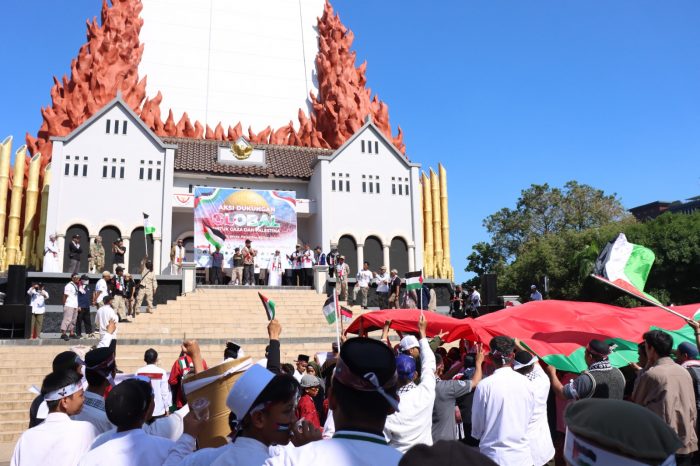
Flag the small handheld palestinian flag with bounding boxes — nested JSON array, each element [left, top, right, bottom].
[[405, 270, 423, 291], [592, 233, 660, 305], [143, 213, 156, 235], [340, 305, 353, 323], [258, 292, 275, 321], [323, 292, 338, 325], [202, 221, 226, 250]]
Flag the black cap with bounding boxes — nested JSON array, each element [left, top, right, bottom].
[[400, 440, 498, 466], [587, 339, 612, 356], [339, 337, 396, 387], [565, 398, 682, 463], [245, 239, 251, 244], [52, 351, 80, 372], [85, 347, 116, 377], [105, 378, 153, 428]]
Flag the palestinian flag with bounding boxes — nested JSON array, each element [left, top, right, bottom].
[[143, 213, 156, 235], [449, 300, 700, 373], [593, 233, 660, 304], [258, 292, 275, 320], [323, 292, 338, 325], [202, 221, 226, 250], [340, 305, 353, 323], [405, 271, 423, 291]]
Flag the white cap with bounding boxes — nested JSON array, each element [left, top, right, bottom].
[[225, 364, 275, 420], [531, 285, 537, 289], [399, 335, 420, 352]]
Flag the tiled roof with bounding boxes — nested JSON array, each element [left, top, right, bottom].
[[165, 137, 334, 179]]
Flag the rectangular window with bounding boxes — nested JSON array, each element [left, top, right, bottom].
[[375, 141, 379, 154], [361, 140, 365, 153], [82, 165, 88, 177], [367, 141, 372, 154], [331, 179, 336, 191], [156, 169, 161, 181], [369, 182, 373, 193], [114, 120, 119, 134], [188, 184, 193, 193], [73, 164, 78, 176], [346, 180, 350, 192], [111, 166, 116, 178], [362, 181, 366, 193], [147, 168, 153, 180], [105, 119, 111, 134], [64, 163, 70, 176], [398, 184, 403, 195], [339, 179, 343, 192], [102, 166, 107, 178], [376, 182, 380, 193], [392, 183, 396, 195], [139, 167, 144, 180], [122, 120, 128, 135], [405, 184, 409, 195], [119, 166, 124, 179]]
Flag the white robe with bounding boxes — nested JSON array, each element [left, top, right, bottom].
[[265, 430, 401, 466], [42, 239, 61, 272], [79, 428, 195, 466], [11, 412, 97, 466], [267, 255, 284, 287], [211, 437, 282, 466], [525, 365, 556, 466], [471, 367, 535, 466], [383, 337, 437, 452]]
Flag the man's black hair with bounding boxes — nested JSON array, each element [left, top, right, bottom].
[[144, 348, 158, 365], [489, 336, 515, 366], [281, 363, 295, 376], [41, 370, 82, 411], [105, 378, 153, 428], [52, 351, 80, 373], [435, 353, 443, 367], [643, 330, 673, 358], [85, 368, 108, 387]]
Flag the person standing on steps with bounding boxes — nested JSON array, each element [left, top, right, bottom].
[[135, 260, 158, 314], [112, 239, 126, 273], [89, 236, 105, 274], [68, 234, 82, 274], [75, 275, 94, 339], [61, 273, 81, 341], [210, 247, 224, 285], [230, 247, 244, 285], [335, 255, 350, 302], [242, 239, 257, 286]]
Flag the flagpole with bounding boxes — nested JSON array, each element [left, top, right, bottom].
[[590, 274, 691, 322], [334, 288, 341, 349]]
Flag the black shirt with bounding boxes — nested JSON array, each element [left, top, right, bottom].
[[114, 246, 126, 264], [232, 253, 243, 267], [390, 276, 401, 293]]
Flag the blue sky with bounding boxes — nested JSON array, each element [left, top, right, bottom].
[[1, 1, 699, 283]]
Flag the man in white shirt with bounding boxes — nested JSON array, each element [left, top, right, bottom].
[[136, 348, 171, 417], [513, 350, 555, 466], [72, 347, 117, 434], [471, 336, 535, 466], [12, 370, 97, 466], [79, 378, 199, 466], [469, 286, 482, 317], [353, 261, 374, 310], [266, 337, 402, 466], [530, 285, 543, 301], [335, 256, 350, 302], [293, 354, 309, 383], [27, 283, 49, 339], [375, 266, 390, 309], [95, 295, 119, 339], [301, 244, 315, 286], [94, 271, 111, 308], [61, 273, 81, 341], [384, 314, 436, 452]]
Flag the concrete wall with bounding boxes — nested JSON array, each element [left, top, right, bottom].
[[139, 0, 323, 132]]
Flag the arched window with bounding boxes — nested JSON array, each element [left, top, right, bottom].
[[364, 236, 383, 271], [129, 227, 154, 274], [98, 226, 121, 272], [390, 237, 409, 276], [63, 224, 89, 273], [337, 235, 357, 274]]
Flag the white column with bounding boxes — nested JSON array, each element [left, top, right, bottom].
[[57, 234, 66, 272], [383, 244, 391, 270], [122, 236, 130, 272], [356, 243, 364, 272], [408, 244, 416, 272], [153, 236, 162, 274]]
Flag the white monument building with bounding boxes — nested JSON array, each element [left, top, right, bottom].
[[44, 95, 423, 276]]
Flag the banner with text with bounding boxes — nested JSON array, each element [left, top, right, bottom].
[[194, 187, 297, 268]]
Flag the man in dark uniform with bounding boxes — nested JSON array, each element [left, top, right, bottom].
[[545, 339, 625, 400]]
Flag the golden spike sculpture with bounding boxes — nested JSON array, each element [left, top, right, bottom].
[[0, 136, 12, 252], [22, 153, 42, 267], [421, 172, 434, 278], [6, 145, 26, 266], [36, 163, 52, 270], [438, 164, 453, 280], [430, 168, 444, 277]]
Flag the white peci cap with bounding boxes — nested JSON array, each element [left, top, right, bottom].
[[225, 364, 275, 420], [399, 335, 420, 352]]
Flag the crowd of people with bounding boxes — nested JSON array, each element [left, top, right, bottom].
[[11, 307, 700, 466]]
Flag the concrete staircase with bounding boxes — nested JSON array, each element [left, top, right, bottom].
[[0, 287, 367, 448]]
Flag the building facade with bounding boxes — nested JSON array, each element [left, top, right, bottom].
[[44, 96, 422, 276]]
